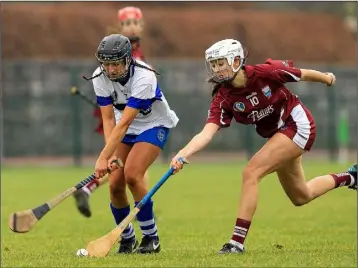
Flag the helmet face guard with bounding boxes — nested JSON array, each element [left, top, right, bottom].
[[205, 39, 247, 84], [205, 58, 244, 84], [97, 57, 131, 82], [96, 35, 132, 82]]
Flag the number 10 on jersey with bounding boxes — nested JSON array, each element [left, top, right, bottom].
[[249, 96, 259, 106]]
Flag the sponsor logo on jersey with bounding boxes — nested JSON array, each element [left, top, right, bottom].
[[247, 105, 274, 122]]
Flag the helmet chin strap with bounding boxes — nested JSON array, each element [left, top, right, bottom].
[[103, 57, 133, 83], [112, 60, 134, 85], [223, 55, 247, 87], [222, 71, 239, 87], [113, 72, 130, 85]]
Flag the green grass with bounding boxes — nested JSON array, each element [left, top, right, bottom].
[[2, 161, 356, 267]]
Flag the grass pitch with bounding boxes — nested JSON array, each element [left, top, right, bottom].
[[2, 161, 356, 267]]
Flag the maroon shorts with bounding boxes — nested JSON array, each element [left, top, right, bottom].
[[277, 104, 316, 151]]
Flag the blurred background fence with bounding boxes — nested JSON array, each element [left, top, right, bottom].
[[3, 60, 356, 163], [1, 2, 357, 165]]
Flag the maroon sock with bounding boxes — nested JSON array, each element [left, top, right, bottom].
[[86, 179, 100, 192], [331, 172, 353, 188], [231, 218, 251, 247]]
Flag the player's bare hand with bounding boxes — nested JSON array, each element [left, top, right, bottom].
[[95, 156, 109, 178], [170, 155, 189, 174], [326, 72, 336, 86], [108, 156, 123, 171]]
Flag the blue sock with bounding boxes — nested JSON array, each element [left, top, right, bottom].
[[135, 199, 158, 240], [110, 203, 135, 241]]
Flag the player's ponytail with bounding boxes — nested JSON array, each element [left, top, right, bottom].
[[82, 72, 103, 81], [82, 59, 161, 82], [133, 60, 161, 76]]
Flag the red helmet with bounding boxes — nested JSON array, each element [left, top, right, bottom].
[[117, 6, 143, 22]]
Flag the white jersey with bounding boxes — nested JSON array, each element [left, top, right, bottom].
[[92, 60, 179, 135]]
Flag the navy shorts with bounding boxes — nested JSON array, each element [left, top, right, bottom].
[[121, 126, 170, 149]]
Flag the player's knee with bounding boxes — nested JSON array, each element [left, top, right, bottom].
[[291, 197, 309, 207], [109, 183, 126, 198], [288, 191, 313, 207]]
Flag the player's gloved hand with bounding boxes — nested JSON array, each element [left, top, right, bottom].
[[170, 155, 189, 174], [325, 72, 336, 86]]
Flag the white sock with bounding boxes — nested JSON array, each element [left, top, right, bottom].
[[121, 223, 135, 240]]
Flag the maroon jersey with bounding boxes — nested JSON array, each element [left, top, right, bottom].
[[207, 59, 305, 138]]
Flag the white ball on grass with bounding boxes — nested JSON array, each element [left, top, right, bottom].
[[76, 248, 88, 257]]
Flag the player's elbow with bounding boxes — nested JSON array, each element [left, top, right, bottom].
[[197, 132, 212, 143], [200, 123, 220, 139], [102, 114, 114, 123], [197, 129, 216, 143], [100, 105, 115, 121]]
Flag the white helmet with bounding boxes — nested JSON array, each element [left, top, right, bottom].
[[205, 39, 246, 83]]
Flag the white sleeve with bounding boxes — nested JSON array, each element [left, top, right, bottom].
[[92, 72, 111, 97], [91, 69, 113, 107], [131, 71, 157, 100]]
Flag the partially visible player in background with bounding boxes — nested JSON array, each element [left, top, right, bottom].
[[74, 6, 149, 218], [117, 6, 146, 62], [170, 38, 357, 254]]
